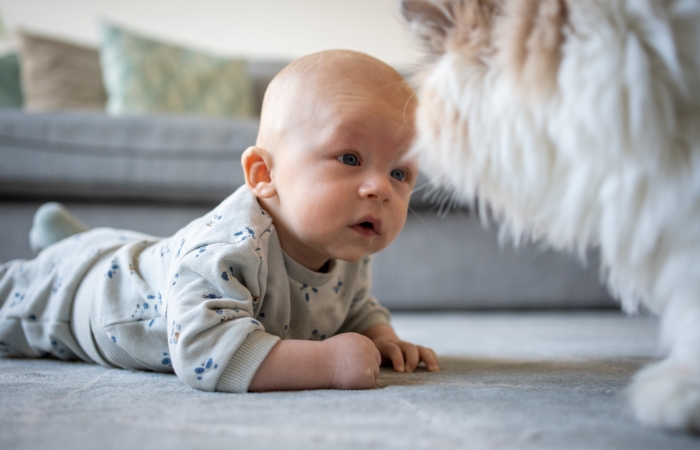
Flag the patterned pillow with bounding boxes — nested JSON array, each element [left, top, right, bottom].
[[0, 53, 23, 108], [100, 23, 254, 118], [18, 29, 107, 111]]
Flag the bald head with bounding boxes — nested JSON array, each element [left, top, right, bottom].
[[257, 50, 415, 150]]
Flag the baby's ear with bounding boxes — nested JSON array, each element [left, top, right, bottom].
[[241, 146, 276, 198]]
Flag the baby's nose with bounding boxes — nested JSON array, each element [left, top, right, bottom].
[[359, 174, 393, 202]]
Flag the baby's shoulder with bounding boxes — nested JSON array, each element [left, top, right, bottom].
[[173, 188, 274, 253], [207, 188, 273, 240]]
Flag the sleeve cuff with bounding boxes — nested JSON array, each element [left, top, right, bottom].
[[353, 310, 391, 335], [215, 330, 281, 393]]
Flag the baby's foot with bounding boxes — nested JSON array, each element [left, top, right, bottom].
[[29, 202, 89, 253], [628, 358, 700, 431]]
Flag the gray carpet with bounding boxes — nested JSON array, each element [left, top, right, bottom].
[[1, 311, 698, 450]]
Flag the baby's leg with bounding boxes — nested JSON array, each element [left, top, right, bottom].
[[0, 236, 93, 360], [29, 202, 89, 253]]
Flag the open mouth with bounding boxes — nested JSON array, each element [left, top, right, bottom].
[[360, 222, 374, 230], [350, 217, 381, 237]]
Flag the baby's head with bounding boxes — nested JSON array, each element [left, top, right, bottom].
[[242, 50, 417, 271]]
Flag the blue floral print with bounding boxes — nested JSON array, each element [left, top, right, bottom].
[[194, 357, 219, 380], [309, 329, 326, 341], [215, 308, 240, 323], [332, 278, 343, 294], [105, 260, 119, 279], [234, 226, 256, 241], [176, 238, 186, 257], [9, 291, 25, 308], [169, 321, 181, 345], [206, 213, 223, 227], [300, 284, 318, 302], [51, 277, 63, 294]]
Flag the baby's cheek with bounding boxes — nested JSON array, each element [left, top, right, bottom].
[[386, 207, 409, 241], [394, 200, 409, 225], [293, 202, 334, 237]]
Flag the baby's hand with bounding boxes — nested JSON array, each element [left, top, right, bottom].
[[363, 324, 439, 373], [323, 333, 381, 389]]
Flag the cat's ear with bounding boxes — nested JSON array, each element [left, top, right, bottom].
[[401, 0, 455, 59]]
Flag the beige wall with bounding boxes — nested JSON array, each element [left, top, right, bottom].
[[0, 0, 420, 67]]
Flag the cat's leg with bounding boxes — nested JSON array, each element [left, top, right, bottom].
[[29, 202, 89, 254], [628, 290, 700, 431]]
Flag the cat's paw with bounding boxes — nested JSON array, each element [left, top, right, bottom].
[[628, 359, 700, 431]]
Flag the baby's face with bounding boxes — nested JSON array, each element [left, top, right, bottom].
[[268, 87, 417, 270]]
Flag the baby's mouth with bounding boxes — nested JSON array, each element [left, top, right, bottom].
[[350, 217, 382, 237]]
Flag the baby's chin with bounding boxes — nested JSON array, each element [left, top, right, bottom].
[[338, 254, 366, 264], [330, 241, 390, 263], [329, 247, 371, 264], [319, 231, 396, 263]]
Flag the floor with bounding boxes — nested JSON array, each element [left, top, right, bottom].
[[1, 311, 698, 450]]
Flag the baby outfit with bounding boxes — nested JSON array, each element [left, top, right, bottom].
[[0, 186, 390, 392]]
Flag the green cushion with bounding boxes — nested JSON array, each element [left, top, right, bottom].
[[0, 53, 23, 108], [100, 23, 254, 118]]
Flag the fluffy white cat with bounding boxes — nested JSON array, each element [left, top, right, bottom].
[[401, 0, 700, 431]]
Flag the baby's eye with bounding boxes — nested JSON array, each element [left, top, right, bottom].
[[390, 169, 406, 182], [338, 153, 359, 166]]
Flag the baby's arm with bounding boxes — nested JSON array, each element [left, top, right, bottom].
[[248, 333, 381, 391], [362, 324, 440, 373]]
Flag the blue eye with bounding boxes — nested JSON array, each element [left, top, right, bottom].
[[391, 169, 406, 182], [339, 154, 359, 166]]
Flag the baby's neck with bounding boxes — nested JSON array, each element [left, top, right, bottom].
[[257, 198, 331, 272], [317, 260, 331, 273]]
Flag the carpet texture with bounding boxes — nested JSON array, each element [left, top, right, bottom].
[[1, 311, 698, 449]]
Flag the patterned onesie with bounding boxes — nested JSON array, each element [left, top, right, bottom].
[[0, 186, 391, 392]]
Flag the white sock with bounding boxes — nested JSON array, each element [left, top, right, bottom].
[[29, 203, 89, 254]]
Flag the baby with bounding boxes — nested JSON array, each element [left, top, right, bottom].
[[0, 49, 438, 392]]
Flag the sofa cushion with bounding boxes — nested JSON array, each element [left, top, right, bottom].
[[100, 23, 254, 119], [18, 29, 107, 111], [0, 109, 258, 202]]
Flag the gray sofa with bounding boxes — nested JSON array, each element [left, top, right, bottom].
[[0, 61, 615, 310]]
